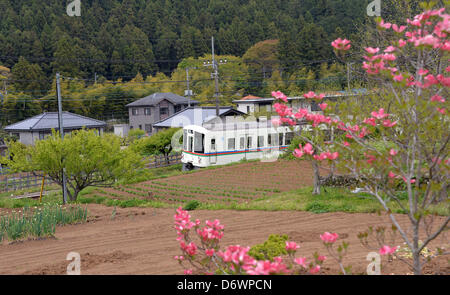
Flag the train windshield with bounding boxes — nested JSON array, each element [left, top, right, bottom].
[[194, 132, 204, 153]]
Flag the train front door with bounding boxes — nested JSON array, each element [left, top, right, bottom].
[[210, 138, 217, 164]]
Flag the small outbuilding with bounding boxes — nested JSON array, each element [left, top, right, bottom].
[[4, 112, 106, 145]]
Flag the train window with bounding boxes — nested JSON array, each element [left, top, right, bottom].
[[268, 133, 278, 146], [257, 136, 264, 148], [285, 132, 294, 145], [279, 133, 284, 146], [228, 138, 235, 150], [194, 132, 204, 153], [183, 130, 187, 150], [247, 137, 252, 149], [188, 137, 193, 152], [240, 137, 245, 149], [211, 139, 216, 151]]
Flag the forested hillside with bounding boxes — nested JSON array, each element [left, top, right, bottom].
[[0, 0, 424, 124]]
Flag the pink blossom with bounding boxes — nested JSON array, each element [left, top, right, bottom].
[[319, 103, 328, 111], [331, 38, 351, 51], [309, 265, 321, 274], [384, 46, 397, 53], [317, 255, 327, 262], [272, 91, 288, 102], [392, 24, 407, 33], [365, 47, 380, 54], [343, 141, 350, 147], [418, 69, 429, 76], [402, 177, 416, 184], [378, 19, 392, 29], [431, 95, 445, 103], [414, 35, 441, 48], [437, 107, 446, 115], [379, 246, 398, 255], [389, 149, 398, 156], [218, 245, 256, 267], [383, 119, 397, 127], [303, 143, 314, 155], [271, 118, 281, 127], [366, 154, 376, 164], [294, 257, 307, 268], [245, 259, 290, 275], [371, 108, 389, 119], [436, 74, 450, 87], [184, 269, 193, 275], [382, 53, 396, 61], [205, 249, 215, 257], [388, 171, 396, 179], [293, 148, 304, 158], [398, 39, 407, 47], [285, 241, 300, 252], [320, 232, 339, 244], [180, 241, 198, 256], [174, 255, 185, 261], [393, 74, 404, 82]]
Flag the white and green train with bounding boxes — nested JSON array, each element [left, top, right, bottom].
[[181, 120, 301, 170]]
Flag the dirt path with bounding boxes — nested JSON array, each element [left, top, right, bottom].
[[0, 204, 447, 275]]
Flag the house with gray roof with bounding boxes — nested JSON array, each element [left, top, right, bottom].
[[4, 112, 106, 145], [126, 92, 199, 134], [152, 106, 245, 133]]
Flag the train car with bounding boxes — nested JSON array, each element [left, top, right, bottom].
[[181, 119, 301, 170]]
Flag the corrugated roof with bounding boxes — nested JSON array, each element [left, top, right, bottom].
[[4, 112, 106, 131], [126, 92, 199, 107], [153, 107, 235, 128]]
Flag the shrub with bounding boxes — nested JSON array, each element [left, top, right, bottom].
[[184, 200, 201, 211], [305, 202, 331, 214], [249, 234, 289, 261]]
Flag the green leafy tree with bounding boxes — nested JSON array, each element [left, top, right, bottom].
[[140, 128, 180, 164], [2, 129, 143, 202]]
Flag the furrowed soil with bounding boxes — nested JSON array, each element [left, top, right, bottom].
[[89, 160, 328, 205], [0, 204, 448, 275]]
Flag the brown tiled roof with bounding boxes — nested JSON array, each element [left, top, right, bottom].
[[241, 95, 263, 101]]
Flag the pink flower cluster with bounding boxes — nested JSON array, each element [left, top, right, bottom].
[[272, 91, 288, 102], [379, 245, 398, 255], [197, 219, 225, 242], [320, 232, 339, 244], [245, 257, 290, 275], [217, 245, 256, 269], [313, 151, 339, 161], [303, 91, 325, 100], [293, 143, 314, 158], [180, 241, 197, 256], [331, 38, 351, 51], [174, 207, 200, 240]]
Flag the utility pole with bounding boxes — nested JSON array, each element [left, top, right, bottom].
[[185, 67, 196, 107], [204, 37, 227, 116], [56, 73, 68, 204]]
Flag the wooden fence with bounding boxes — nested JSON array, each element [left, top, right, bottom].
[[0, 153, 183, 193], [0, 172, 55, 193], [145, 153, 182, 169]]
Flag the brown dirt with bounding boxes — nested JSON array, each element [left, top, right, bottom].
[[87, 160, 328, 205], [0, 204, 447, 275]]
